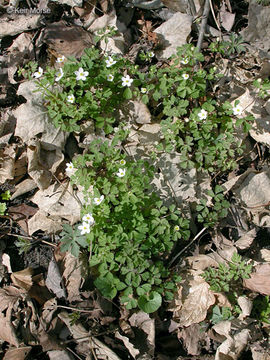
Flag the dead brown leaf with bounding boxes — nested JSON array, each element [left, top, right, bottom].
[[171, 271, 215, 327], [62, 252, 83, 302], [234, 229, 256, 250], [215, 329, 250, 360], [42, 21, 94, 58], [129, 311, 155, 355], [0, 144, 16, 183], [243, 263, 270, 295], [45, 258, 66, 299], [3, 346, 32, 360], [9, 204, 38, 234], [115, 331, 139, 359], [177, 323, 206, 355]]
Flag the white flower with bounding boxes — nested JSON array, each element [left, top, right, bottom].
[[148, 51, 155, 58], [55, 68, 64, 82], [232, 104, 243, 116], [75, 67, 89, 81], [105, 56, 116, 68], [174, 225, 180, 231], [78, 222, 91, 235], [119, 159, 126, 165], [141, 87, 147, 93], [116, 168, 126, 177], [180, 57, 189, 65], [82, 213, 95, 225], [66, 162, 76, 176], [107, 74, 114, 82], [122, 75, 133, 87], [33, 67, 43, 78], [113, 127, 119, 133], [198, 109, 208, 120], [182, 73, 189, 80], [67, 94, 75, 103], [56, 55, 65, 63], [184, 118, 189, 123], [94, 195, 104, 205]]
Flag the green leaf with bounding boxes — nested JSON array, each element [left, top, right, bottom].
[[123, 87, 132, 100], [94, 277, 117, 299], [138, 291, 162, 313]]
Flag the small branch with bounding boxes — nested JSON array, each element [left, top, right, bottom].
[[196, 0, 211, 52], [169, 227, 207, 267]]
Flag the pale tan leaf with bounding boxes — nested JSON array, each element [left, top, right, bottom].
[[11, 268, 34, 291], [0, 312, 20, 347], [260, 249, 270, 262], [47, 350, 74, 360], [115, 331, 140, 359], [173, 272, 215, 327], [243, 264, 270, 295], [237, 296, 253, 320], [186, 254, 219, 271], [3, 346, 32, 360], [177, 324, 206, 355], [215, 329, 250, 360], [129, 311, 155, 355], [45, 259, 66, 299], [235, 229, 256, 250], [63, 252, 82, 302], [0, 286, 22, 312], [0, 14, 41, 39], [28, 210, 62, 235]]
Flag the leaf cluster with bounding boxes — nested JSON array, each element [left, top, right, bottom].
[[203, 252, 253, 293], [62, 139, 189, 312], [196, 185, 230, 227]]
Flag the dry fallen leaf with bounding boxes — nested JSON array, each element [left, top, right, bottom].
[[129, 311, 155, 356], [234, 229, 256, 250], [243, 263, 270, 295], [172, 271, 215, 327], [177, 323, 206, 355], [45, 258, 66, 299], [215, 329, 250, 360], [3, 346, 32, 360], [115, 331, 140, 359], [237, 296, 253, 320], [62, 252, 83, 302], [59, 311, 122, 360]]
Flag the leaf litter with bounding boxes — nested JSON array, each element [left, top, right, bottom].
[[1, 0, 270, 359]]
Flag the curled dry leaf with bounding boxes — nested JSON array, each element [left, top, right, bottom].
[[58, 311, 121, 360], [172, 271, 215, 327], [260, 249, 270, 262], [177, 323, 206, 356], [215, 328, 250, 360], [129, 311, 155, 355], [115, 331, 140, 359], [62, 252, 83, 302], [0, 286, 24, 347], [186, 254, 219, 271], [243, 263, 270, 295], [45, 258, 66, 299]]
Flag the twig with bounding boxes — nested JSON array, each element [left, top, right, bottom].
[[209, 0, 221, 31], [57, 305, 94, 313], [196, 0, 210, 52], [169, 227, 207, 267]]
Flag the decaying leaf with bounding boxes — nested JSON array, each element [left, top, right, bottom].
[[154, 12, 192, 59], [177, 323, 206, 355], [234, 229, 256, 250], [115, 331, 140, 359], [129, 311, 155, 355], [58, 311, 121, 360], [42, 21, 93, 58], [237, 296, 253, 320], [172, 271, 215, 327], [31, 182, 84, 225], [0, 145, 16, 183], [47, 350, 74, 360], [62, 252, 83, 302], [3, 346, 32, 360], [0, 13, 41, 39], [215, 329, 250, 360], [28, 210, 63, 235], [0, 286, 24, 347], [45, 258, 66, 299], [243, 264, 270, 295]]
